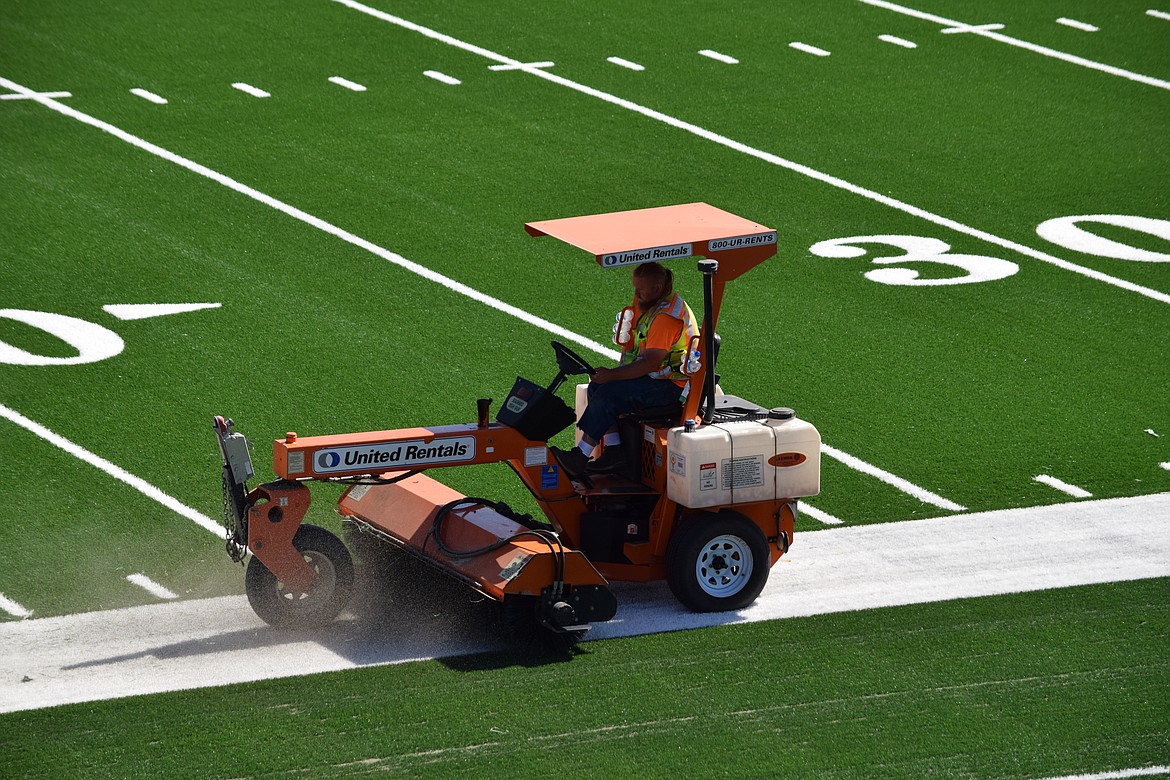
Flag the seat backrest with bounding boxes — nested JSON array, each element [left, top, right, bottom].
[[622, 333, 720, 425]]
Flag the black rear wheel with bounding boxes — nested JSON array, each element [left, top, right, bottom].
[[246, 524, 354, 629], [666, 512, 770, 612]]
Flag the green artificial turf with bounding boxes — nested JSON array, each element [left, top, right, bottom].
[[2, 578, 1166, 779], [0, 5, 1167, 777]]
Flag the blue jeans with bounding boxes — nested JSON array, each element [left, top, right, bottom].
[[578, 376, 683, 442]]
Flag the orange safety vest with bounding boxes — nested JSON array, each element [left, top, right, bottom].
[[619, 292, 699, 381]]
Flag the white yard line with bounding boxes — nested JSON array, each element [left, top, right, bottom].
[[2, 491, 1166, 713], [860, 0, 1170, 91], [130, 88, 167, 104], [232, 82, 270, 98], [1034, 474, 1093, 498], [1056, 17, 1099, 32], [698, 49, 739, 64], [823, 443, 965, 511], [423, 70, 461, 85], [878, 34, 918, 48], [941, 23, 1004, 35], [790, 42, 831, 57], [798, 501, 844, 525], [0, 402, 226, 539], [126, 574, 178, 600], [1, 90, 70, 100], [1146, 9, 1170, 22], [607, 56, 645, 71], [331, 0, 1170, 307], [0, 593, 33, 619], [488, 61, 554, 72], [328, 76, 367, 91]]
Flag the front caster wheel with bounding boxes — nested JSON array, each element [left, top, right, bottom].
[[666, 512, 770, 613], [246, 524, 354, 629]]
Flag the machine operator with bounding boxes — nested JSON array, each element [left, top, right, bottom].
[[553, 261, 698, 477]]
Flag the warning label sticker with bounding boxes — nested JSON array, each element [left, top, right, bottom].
[[700, 462, 718, 491], [721, 455, 765, 490]]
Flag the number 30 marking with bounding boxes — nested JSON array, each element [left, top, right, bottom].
[[808, 235, 1018, 286], [811, 214, 1170, 286]]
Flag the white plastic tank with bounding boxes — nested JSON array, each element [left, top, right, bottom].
[[666, 407, 820, 509]]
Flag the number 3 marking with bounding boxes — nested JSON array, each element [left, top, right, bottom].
[[807, 235, 1019, 286]]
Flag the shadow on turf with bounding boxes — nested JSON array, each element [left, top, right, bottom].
[[61, 531, 585, 673]]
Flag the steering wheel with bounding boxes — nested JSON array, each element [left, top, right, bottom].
[[551, 340, 596, 377]]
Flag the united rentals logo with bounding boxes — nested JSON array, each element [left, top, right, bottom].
[[313, 436, 476, 473], [602, 242, 693, 268]]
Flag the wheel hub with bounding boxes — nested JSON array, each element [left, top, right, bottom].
[[695, 534, 753, 598]]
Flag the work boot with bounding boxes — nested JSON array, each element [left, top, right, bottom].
[[550, 446, 591, 478], [586, 445, 627, 474]]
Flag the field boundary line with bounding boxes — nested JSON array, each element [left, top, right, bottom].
[[0, 402, 226, 539], [331, 0, 1170, 307], [4, 491, 1166, 713], [1032, 765, 1170, 780], [860, 0, 1170, 92], [0, 75, 965, 513]]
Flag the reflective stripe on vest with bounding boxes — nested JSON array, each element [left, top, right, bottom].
[[619, 292, 699, 380]]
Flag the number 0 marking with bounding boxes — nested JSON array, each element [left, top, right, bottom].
[[808, 234, 1019, 286], [1036, 214, 1170, 262], [0, 309, 125, 366]]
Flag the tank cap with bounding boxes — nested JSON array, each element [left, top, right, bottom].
[[768, 407, 795, 420]]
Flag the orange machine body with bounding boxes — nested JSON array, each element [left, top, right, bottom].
[[229, 203, 808, 632]]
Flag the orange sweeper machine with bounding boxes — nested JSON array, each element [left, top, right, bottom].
[[214, 203, 821, 637]]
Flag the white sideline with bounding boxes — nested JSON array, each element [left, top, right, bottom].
[[860, 0, 1170, 91], [330, 0, 1170, 307], [1034, 766, 1170, 780], [0, 402, 226, 539], [1, 491, 1166, 713], [0, 74, 965, 515]]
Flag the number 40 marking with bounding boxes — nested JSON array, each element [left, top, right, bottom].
[[0, 303, 220, 366], [810, 213, 1170, 286]]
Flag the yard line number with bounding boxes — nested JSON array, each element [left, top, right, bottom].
[[2, 215, 1165, 365], [0, 304, 218, 366], [811, 213, 1170, 286]]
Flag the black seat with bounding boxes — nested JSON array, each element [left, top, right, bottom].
[[620, 333, 719, 427], [622, 402, 684, 424]]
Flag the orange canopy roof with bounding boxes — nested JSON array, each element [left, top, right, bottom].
[[525, 202, 776, 269]]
